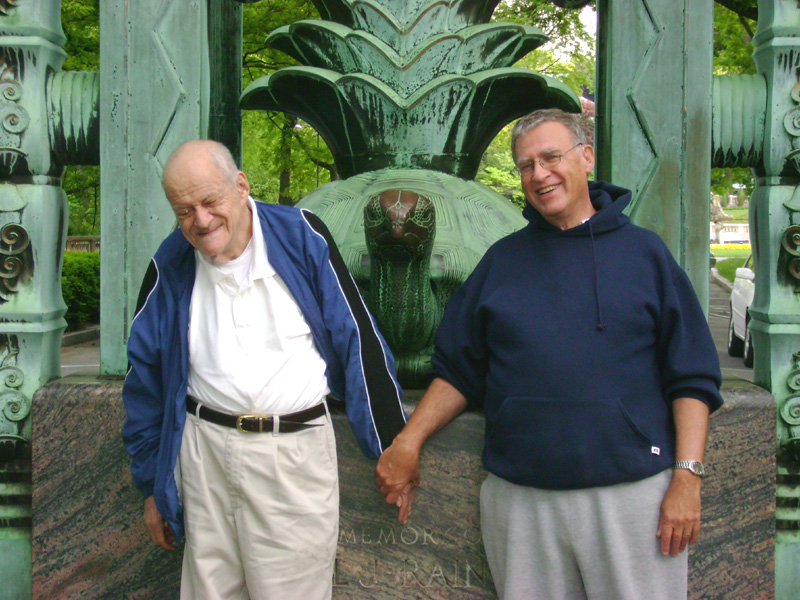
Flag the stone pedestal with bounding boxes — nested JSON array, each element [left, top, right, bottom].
[[32, 378, 773, 599], [31, 380, 181, 600], [688, 378, 775, 600]]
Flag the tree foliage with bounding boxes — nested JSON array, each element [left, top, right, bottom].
[[61, 0, 100, 235], [240, 0, 338, 204], [714, 0, 757, 22], [713, 2, 756, 76], [494, 0, 595, 67], [476, 2, 596, 204], [63, 165, 100, 235], [61, 0, 99, 72], [58, 0, 763, 221], [242, 0, 317, 85]]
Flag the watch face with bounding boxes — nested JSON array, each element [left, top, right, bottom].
[[675, 460, 705, 476]]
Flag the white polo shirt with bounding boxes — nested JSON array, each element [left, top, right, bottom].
[[186, 198, 330, 415]]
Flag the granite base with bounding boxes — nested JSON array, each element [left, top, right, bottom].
[[31, 378, 774, 599]]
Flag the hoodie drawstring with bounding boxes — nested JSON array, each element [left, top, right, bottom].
[[588, 221, 606, 332]]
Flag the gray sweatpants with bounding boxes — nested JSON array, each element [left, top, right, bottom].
[[480, 469, 687, 600]]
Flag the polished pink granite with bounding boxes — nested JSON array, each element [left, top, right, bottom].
[[31, 378, 774, 599]]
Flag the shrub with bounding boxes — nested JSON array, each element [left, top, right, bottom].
[[62, 251, 100, 331]]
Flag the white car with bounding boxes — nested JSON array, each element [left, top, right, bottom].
[[727, 255, 755, 367]]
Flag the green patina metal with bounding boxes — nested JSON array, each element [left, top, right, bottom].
[[240, 0, 579, 385], [99, 0, 211, 376], [6, 0, 800, 595], [712, 73, 766, 168], [301, 169, 526, 384], [208, 2, 244, 165], [711, 1, 800, 594], [596, 0, 713, 309], [99, 2, 245, 376], [744, 2, 800, 596], [0, 2, 99, 597]]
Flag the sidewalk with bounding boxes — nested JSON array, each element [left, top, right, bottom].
[[60, 325, 100, 377]]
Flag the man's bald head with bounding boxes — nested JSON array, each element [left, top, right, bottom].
[[163, 139, 239, 195], [162, 140, 252, 263]]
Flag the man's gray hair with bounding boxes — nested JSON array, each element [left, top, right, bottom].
[[511, 109, 589, 163], [206, 141, 240, 185], [162, 139, 240, 189]]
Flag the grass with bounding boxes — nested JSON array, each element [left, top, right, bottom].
[[710, 244, 751, 258], [715, 257, 747, 282], [722, 207, 749, 222]]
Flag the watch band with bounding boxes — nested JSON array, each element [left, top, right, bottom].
[[673, 460, 705, 477]]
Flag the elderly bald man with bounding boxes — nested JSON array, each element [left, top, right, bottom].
[[122, 140, 406, 599]]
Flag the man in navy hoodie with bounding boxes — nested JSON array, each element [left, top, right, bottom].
[[375, 109, 722, 600]]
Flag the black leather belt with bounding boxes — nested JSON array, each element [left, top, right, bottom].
[[186, 395, 326, 433]]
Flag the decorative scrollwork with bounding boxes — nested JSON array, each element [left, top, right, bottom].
[[782, 357, 800, 462], [790, 259, 800, 281], [782, 226, 800, 256], [0, 389, 28, 422], [0, 80, 21, 103], [1, 223, 28, 254], [0, 357, 27, 450], [1, 366, 23, 389], [785, 107, 800, 137], [0, 104, 29, 135], [0, 223, 29, 301], [792, 82, 800, 104], [787, 367, 800, 391], [781, 396, 800, 426], [0, 55, 26, 175], [786, 78, 800, 173]]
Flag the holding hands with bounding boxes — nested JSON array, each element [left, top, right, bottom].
[[375, 436, 422, 524], [374, 377, 470, 523]]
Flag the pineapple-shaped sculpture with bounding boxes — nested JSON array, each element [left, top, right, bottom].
[[242, 0, 579, 387]]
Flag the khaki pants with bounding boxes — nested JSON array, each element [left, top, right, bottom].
[[178, 407, 339, 600]]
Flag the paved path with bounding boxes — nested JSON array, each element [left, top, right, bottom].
[[707, 272, 754, 382], [60, 337, 100, 377], [58, 273, 754, 381]]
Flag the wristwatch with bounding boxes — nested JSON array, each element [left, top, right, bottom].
[[673, 460, 705, 477]]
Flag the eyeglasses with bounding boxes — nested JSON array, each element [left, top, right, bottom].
[[515, 143, 583, 177]]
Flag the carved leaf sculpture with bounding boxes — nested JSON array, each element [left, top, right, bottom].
[[242, 0, 578, 178], [242, 68, 575, 179], [268, 21, 549, 95], [241, 0, 581, 384], [310, 0, 503, 43]]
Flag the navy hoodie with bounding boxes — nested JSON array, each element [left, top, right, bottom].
[[432, 181, 723, 490]]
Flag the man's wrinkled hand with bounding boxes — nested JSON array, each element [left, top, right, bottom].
[[375, 440, 421, 524], [144, 495, 176, 550]]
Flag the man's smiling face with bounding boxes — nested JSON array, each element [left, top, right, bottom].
[[164, 142, 252, 264], [515, 121, 596, 230]]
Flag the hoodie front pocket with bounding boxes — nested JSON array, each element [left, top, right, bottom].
[[485, 395, 655, 489]]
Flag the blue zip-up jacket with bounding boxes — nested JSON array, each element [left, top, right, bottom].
[[432, 181, 723, 490], [122, 202, 407, 543]]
